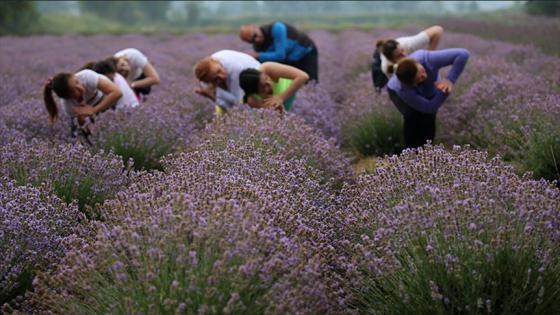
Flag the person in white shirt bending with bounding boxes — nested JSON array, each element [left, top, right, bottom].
[[84, 59, 139, 109], [112, 48, 160, 100], [377, 25, 444, 78], [43, 69, 122, 141], [193, 50, 260, 115]]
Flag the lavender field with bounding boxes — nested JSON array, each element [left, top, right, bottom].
[[1, 26, 560, 314]]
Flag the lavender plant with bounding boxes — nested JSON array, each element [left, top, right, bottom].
[[343, 145, 560, 314], [29, 113, 353, 314], [0, 139, 132, 218], [0, 180, 89, 309]]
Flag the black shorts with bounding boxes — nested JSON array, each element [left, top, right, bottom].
[[133, 72, 152, 95], [287, 45, 319, 83]]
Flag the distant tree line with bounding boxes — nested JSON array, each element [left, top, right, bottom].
[[525, 0, 560, 16], [2, 1, 559, 36], [0, 1, 39, 34]]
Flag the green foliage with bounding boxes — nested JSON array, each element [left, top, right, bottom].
[[0, 1, 39, 35], [10, 165, 111, 219], [93, 128, 175, 172], [343, 109, 404, 157], [516, 122, 560, 183], [79, 1, 170, 25], [186, 1, 201, 25], [526, 0, 560, 17], [354, 236, 560, 314], [49, 226, 271, 314]]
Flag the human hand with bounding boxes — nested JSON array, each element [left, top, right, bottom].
[[72, 104, 95, 117], [194, 87, 206, 96], [435, 79, 453, 95], [263, 95, 284, 110]]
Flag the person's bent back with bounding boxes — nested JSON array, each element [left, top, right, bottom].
[[387, 48, 470, 149], [193, 50, 261, 114], [239, 22, 319, 82]]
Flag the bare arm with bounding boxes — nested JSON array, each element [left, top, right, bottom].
[[73, 79, 122, 117], [261, 62, 309, 102], [132, 62, 160, 89], [424, 25, 444, 50], [93, 78, 122, 114], [195, 84, 217, 101]]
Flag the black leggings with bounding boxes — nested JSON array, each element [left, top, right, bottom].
[[133, 72, 152, 96], [287, 46, 319, 83], [388, 88, 436, 149]]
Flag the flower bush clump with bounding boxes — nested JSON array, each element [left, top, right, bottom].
[[0, 139, 132, 218], [193, 108, 354, 190], [338, 72, 404, 157], [90, 99, 210, 171], [342, 145, 560, 314], [29, 111, 355, 314], [440, 71, 560, 182], [0, 180, 90, 310], [0, 121, 24, 146], [293, 83, 343, 143]]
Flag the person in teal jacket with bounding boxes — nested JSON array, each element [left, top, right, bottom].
[[239, 21, 318, 82], [239, 62, 309, 113]]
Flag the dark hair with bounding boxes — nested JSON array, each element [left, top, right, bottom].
[[81, 61, 96, 70], [392, 58, 418, 86], [93, 59, 116, 76], [376, 39, 399, 62], [43, 72, 73, 123], [239, 68, 261, 103]]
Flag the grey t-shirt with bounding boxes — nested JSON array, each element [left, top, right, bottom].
[[61, 69, 109, 117], [211, 50, 261, 109]]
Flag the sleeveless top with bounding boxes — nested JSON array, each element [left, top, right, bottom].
[[252, 78, 296, 111]]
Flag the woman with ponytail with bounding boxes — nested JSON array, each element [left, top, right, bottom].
[[43, 69, 122, 139], [238, 62, 309, 113], [376, 25, 444, 79], [112, 48, 160, 101], [83, 59, 139, 109], [386, 48, 470, 149]]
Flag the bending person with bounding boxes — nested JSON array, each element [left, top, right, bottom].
[[239, 62, 309, 113], [112, 48, 160, 100], [239, 21, 318, 82], [386, 48, 470, 149], [88, 59, 139, 109], [193, 50, 260, 115], [43, 69, 122, 140], [377, 25, 444, 78], [82, 58, 140, 109]]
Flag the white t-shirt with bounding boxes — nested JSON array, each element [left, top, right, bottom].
[[211, 50, 261, 109], [381, 31, 430, 77], [113, 73, 139, 109], [114, 48, 149, 82], [61, 69, 109, 117]]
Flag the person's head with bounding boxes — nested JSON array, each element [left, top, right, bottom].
[[239, 68, 273, 102], [389, 58, 427, 86], [239, 24, 264, 45], [376, 39, 406, 62], [93, 59, 117, 80], [193, 57, 227, 87], [112, 56, 130, 78], [43, 72, 86, 123]]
